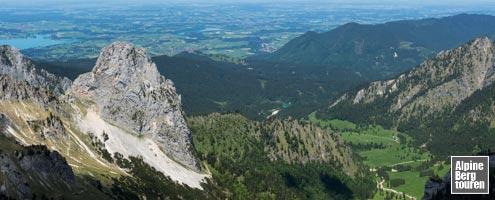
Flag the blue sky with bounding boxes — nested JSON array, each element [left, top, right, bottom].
[[4, 0, 495, 8], [3, 0, 495, 3]]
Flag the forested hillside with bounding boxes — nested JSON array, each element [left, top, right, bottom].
[[264, 14, 495, 79], [188, 113, 376, 199]]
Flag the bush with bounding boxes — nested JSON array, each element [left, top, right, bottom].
[[389, 179, 406, 187]]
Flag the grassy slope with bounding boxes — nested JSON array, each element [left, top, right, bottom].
[[0, 101, 124, 186], [308, 112, 449, 199], [387, 162, 450, 198]]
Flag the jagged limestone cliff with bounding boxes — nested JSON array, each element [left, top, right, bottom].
[[0, 46, 71, 96], [329, 37, 495, 123], [0, 42, 208, 199], [71, 42, 200, 171]]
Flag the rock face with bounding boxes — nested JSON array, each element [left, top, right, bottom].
[[0, 154, 32, 199], [329, 37, 495, 122], [71, 42, 200, 171], [18, 146, 75, 182], [27, 113, 67, 141], [0, 145, 76, 199], [0, 46, 72, 111], [0, 75, 54, 104], [0, 46, 71, 96], [0, 114, 8, 131]]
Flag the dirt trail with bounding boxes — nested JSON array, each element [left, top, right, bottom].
[[377, 178, 416, 200], [389, 159, 427, 167]]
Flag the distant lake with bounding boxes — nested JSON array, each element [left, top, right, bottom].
[[0, 35, 78, 50]]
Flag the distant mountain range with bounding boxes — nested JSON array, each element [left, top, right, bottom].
[[261, 14, 495, 79], [35, 14, 495, 120]]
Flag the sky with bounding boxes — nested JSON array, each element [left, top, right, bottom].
[[3, 0, 495, 4], [3, 0, 495, 9]]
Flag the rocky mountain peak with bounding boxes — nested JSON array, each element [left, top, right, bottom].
[[71, 42, 201, 171], [91, 42, 161, 84], [468, 36, 491, 49], [74, 42, 167, 99], [0, 45, 32, 71]]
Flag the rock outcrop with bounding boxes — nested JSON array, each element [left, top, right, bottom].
[[71, 42, 200, 171], [27, 113, 67, 141], [0, 153, 32, 199], [0, 145, 76, 199], [0, 46, 72, 112], [0, 75, 55, 104], [0, 46, 71, 96], [329, 37, 495, 122], [0, 114, 9, 132]]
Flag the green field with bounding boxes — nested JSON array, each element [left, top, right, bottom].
[[386, 162, 451, 199], [308, 112, 356, 131], [308, 112, 448, 199]]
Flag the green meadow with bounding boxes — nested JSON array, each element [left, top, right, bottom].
[[308, 112, 450, 199]]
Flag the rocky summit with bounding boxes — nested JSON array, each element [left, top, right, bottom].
[[71, 42, 200, 171]]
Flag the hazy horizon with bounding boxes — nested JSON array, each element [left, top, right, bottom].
[[4, 0, 495, 6]]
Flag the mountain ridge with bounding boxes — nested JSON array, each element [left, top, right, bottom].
[[327, 37, 495, 121], [0, 42, 209, 193], [322, 36, 495, 158], [0, 42, 373, 199], [263, 14, 495, 79], [0, 45, 71, 96]]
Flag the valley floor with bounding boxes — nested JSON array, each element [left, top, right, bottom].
[[308, 112, 451, 199]]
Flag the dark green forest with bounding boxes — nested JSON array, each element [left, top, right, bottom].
[[187, 113, 376, 199], [36, 52, 365, 119], [320, 80, 495, 162], [263, 14, 495, 79]]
